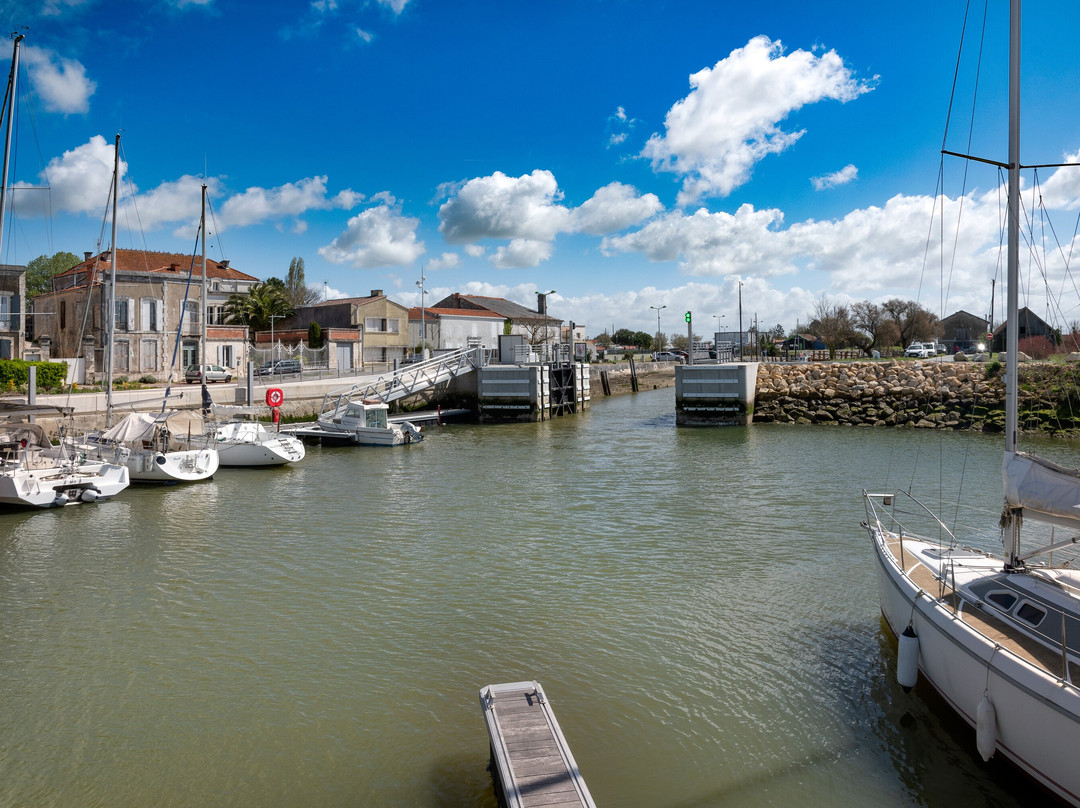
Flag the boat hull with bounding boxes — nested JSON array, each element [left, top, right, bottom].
[[0, 462, 130, 508], [124, 447, 219, 483], [290, 424, 419, 447], [212, 422, 305, 466], [871, 527, 1080, 806]]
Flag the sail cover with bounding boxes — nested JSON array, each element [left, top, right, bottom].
[[100, 412, 158, 443], [1003, 450, 1080, 528]]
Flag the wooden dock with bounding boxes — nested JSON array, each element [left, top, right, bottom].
[[479, 681, 597, 808]]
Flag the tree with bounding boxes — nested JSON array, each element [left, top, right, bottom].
[[849, 301, 899, 357], [881, 298, 938, 348], [307, 321, 323, 349], [25, 251, 79, 304], [594, 331, 612, 348], [632, 330, 654, 349], [284, 257, 322, 306], [808, 295, 853, 360], [613, 328, 636, 345], [224, 282, 294, 333]]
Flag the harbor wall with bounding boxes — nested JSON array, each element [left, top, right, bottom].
[[752, 359, 1064, 431]]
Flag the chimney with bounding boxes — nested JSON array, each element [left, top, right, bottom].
[[84, 251, 92, 262], [370, 289, 383, 297], [220, 259, 230, 269]]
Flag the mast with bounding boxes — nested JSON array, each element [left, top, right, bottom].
[[0, 33, 23, 258], [1004, 0, 1021, 567], [106, 133, 119, 427], [200, 183, 207, 368]]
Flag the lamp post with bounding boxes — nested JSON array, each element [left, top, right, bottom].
[[269, 314, 284, 367], [416, 267, 426, 359], [651, 305, 666, 355], [713, 314, 725, 360], [538, 290, 556, 361]]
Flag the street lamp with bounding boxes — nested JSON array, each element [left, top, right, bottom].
[[538, 290, 556, 361], [416, 266, 426, 359], [651, 305, 666, 354], [269, 314, 284, 367]]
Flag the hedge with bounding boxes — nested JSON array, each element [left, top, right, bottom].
[[0, 359, 69, 391]]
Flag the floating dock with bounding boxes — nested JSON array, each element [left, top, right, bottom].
[[479, 681, 597, 808]]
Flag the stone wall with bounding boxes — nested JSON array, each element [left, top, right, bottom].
[[754, 360, 1007, 429]]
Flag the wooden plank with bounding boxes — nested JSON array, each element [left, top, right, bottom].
[[479, 681, 597, 808]]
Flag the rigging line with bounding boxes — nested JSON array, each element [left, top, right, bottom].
[[159, 227, 204, 414], [115, 138, 151, 257]]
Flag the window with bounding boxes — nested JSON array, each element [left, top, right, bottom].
[[115, 298, 130, 331], [987, 591, 1017, 611], [219, 345, 234, 367], [60, 300, 66, 330], [1016, 601, 1046, 627], [0, 294, 11, 330], [364, 317, 400, 334]]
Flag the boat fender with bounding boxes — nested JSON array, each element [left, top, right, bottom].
[[976, 695, 997, 761], [897, 624, 919, 692], [80, 488, 99, 503]]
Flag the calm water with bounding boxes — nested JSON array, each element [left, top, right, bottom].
[[0, 388, 1049, 806]]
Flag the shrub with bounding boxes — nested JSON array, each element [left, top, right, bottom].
[[0, 359, 68, 390], [1019, 335, 1055, 360]]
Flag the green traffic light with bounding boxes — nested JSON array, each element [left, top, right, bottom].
[[684, 311, 691, 322]]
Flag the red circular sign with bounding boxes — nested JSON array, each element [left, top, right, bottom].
[[265, 387, 284, 407]]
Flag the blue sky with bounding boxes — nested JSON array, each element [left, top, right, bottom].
[[5, 0, 1080, 338]]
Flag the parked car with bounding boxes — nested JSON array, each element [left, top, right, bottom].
[[185, 364, 232, 383], [652, 351, 685, 362], [256, 359, 302, 376], [904, 342, 934, 358]]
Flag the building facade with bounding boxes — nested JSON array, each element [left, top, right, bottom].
[[32, 250, 259, 381]]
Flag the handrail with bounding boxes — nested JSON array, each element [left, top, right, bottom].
[[318, 346, 485, 416]]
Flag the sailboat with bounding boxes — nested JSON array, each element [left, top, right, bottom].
[[0, 37, 130, 508], [74, 135, 219, 483], [863, 2, 1080, 804]]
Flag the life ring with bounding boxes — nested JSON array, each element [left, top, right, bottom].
[[266, 388, 284, 407]]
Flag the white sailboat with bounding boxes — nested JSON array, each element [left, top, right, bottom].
[[77, 135, 219, 484], [207, 405, 305, 466], [0, 403, 129, 508], [864, 3, 1080, 803]]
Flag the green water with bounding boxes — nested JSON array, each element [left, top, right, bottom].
[[0, 389, 1036, 806]]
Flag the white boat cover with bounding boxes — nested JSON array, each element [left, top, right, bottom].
[[100, 412, 159, 443], [1003, 450, 1080, 528]]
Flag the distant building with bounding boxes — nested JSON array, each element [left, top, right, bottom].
[[407, 306, 505, 353], [284, 290, 411, 368], [990, 307, 1055, 353], [430, 293, 561, 351], [939, 310, 989, 351], [32, 250, 258, 381], [0, 263, 26, 360]]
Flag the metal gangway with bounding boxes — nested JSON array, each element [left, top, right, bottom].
[[318, 346, 485, 416]]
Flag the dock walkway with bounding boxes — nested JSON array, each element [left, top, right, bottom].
[[479, 681, 597, 808]]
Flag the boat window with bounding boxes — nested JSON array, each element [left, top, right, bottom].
[[987, 591, 1018, 611], [1016, 601, 1046, 627]]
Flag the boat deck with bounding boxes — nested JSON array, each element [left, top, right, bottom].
[[883, 535, 1079, 681], [479, 681, 597, 808]]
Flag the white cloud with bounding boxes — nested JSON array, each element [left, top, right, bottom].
[[318, 203, 425, 268], [23, 45, 96, 114], [378, 0, 410, 13], [463, 244, 485, 257], [120, 174, 222, 234], [642, 36, 874, 205], [220, 176, 362, 228], [571, 182, 662, 235], [428, 252, 461, 269], [438, 169, 570, 243], [811, 164, 858, 191], [492, 239, 553, 269], [356, 28, 375, 43], [14, 134, 116, 216]]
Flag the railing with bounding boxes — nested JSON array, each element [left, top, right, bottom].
[[317, 346, 485, 416]]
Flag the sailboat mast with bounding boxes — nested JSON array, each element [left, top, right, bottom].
[[1005, 0, 1020, 454], [1004, 0, 1021, 568], [200, 183, 207, 367], [106, 133, 119, 427], [0, 33, 23, 259]]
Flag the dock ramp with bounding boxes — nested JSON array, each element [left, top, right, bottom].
[[321, 346, 483, 411], [479, 680, 597, 808]]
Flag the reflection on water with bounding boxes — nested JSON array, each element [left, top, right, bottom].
[[0, 389, 1029, 806]]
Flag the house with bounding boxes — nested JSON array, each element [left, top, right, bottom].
[[429, 293, 561, 352], [0, 263, 26, 360], [32, 250, 258, 381], [283, 290, 411, 368], [990, 307, 1055, 353], [939, 310, 989, 351], [407, 305, 505, 354]]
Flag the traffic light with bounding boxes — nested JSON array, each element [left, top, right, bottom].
[[684, 311, 692, 323]]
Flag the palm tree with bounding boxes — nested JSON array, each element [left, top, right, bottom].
[[224, 282, 294, 333]]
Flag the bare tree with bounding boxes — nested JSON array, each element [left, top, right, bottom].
[[849, 300, 900, 357], [881, 298, 938, 348], [809, 295, 852, 360]]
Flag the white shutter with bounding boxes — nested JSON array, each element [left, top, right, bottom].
[[126, 298, 135, 331], [216, 344, 223, 364], [156, 299, 165, 331]]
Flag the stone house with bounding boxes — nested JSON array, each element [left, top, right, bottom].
[[281, 290, 411, 369], [32, 250, 258, 381], [0, 263, 26, 360]]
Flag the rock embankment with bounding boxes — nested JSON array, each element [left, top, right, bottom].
[[754, 360, 1008, 429]]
